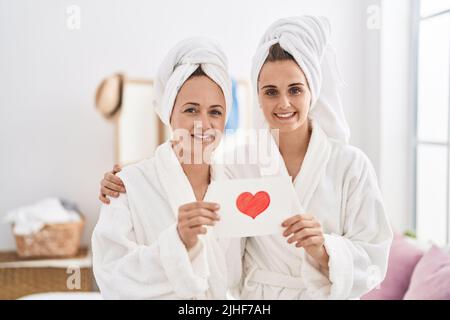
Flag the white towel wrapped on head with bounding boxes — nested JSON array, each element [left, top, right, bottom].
[[153, 37, 232, 126]]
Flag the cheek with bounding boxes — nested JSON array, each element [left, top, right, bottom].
[[294, 94, 311, 112], [259, 94, 276, 113], [170, 114, 193, 132], [211, 116, 226, 131]]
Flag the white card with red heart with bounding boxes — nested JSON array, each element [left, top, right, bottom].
[[204, 176, 295, 238]]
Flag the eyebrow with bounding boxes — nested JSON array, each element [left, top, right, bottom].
[[288, 82, 306, 87], [182, 103, 224, 109], [261, 82, 306, 90], [183, 102, 200, 107]]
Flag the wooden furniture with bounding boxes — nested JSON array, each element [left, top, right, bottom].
[[0, 247, 93, 300]]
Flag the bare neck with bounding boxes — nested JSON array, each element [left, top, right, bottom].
[[180, 162, 211, 201], [171, 142, 211, 200], [277, 121, 312, 159]]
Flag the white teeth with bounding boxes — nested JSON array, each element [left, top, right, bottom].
[[193, 134, 214, 141], [275, 112, 295, 119]]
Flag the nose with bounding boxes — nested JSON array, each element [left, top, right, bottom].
[[278, 94, 291, 109], [196, 111, 212, 131]]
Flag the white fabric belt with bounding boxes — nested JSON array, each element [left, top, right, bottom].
[[244, 268, 306, 290]]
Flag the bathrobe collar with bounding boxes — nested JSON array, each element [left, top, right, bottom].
[[260, 119, 332, 211], [293, 119, 332, 209], [154, 141, 197, 218], [154, 141, 222, 219]]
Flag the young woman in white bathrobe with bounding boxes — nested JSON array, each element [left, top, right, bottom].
[[222, 16, 393, 299], [99, 16, 393, 299], [92, 38, 243, 299]]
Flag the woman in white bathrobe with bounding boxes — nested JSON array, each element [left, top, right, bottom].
[[100, 16, 393, 300], [92, 38, 242, 299], [229, 16, 393, 299]]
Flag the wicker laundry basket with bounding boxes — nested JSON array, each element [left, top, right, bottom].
[[13, 215, 85, 259]]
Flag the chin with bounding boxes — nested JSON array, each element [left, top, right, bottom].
[[270, 120, 300, 132], [277, 124, 301, 133], [269, 117, 308, 134], [188, 138, 219, 154]]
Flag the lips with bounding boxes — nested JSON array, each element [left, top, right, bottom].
[[191, 133, 215, 142], [274, 112, 297, 120]]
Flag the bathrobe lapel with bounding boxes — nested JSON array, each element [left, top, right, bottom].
[[259, 120, 332, 212], [155, 142, 197, 218], [292, 120, 332, 210]]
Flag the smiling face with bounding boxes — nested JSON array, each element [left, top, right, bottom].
[[170, 70, 226, 161], [257, 43, 311, 133], [258, 55, 311, 133]]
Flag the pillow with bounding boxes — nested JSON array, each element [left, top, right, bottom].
[[361, 233, 423, 300], [403, 245, 450, 300]]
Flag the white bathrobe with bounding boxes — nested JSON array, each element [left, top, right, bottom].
[[92, 142, 242, 299], [221, 120, 393, 299]]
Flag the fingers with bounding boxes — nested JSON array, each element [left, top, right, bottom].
[[101, 179, 120, 196], [101, 186, 119, 197], [287, 227, 322, 244], [184, 216, 217, 228], [295, 235, 324, 248], [99, 193, 110, 205], [177, 202, 221, 248], [100, 170, 125, 200], [281, 214, 324, 249], [283, 219, 319, 237], [179, 201, 220, 212], [189, 226, 208, 236], [282, 214, 314, 227], [177, 223, 208, 248], [113, 164, 122, 174], [282, 214, 301, 227], [180, 208, 220, 223], [105, 172, 125, 189], [101, 179, 125, 193]]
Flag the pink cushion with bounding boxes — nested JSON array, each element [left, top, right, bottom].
[[403, 245, 450, 300], [361, 233, 423, 300]]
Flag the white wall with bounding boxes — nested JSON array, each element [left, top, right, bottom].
[[0, 0, 378, 250], [358, 0, 415, 233], [379, 0, 415, 232], [360, 0, 415, 232], [362, 0, 382, 174]]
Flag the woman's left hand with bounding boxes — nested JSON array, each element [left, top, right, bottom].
[[282, 214, 329, 271]]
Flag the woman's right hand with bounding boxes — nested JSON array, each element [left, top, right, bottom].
[[99, 164, 126, 204], [177, 202, 221, 250]]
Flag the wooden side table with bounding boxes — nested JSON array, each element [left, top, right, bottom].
[[0, 248, 93, 300]]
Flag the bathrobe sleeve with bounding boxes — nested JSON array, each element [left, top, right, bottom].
[[92, 193, 209, 299], [323, 150, 393, 299]]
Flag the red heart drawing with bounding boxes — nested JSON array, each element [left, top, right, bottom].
[[236, 191, 270, 219]]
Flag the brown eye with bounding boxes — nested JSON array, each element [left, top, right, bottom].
[[210, 109, 223, 117], [289, 87, 303, 95], [183, 107, 197, 114], [265, 89, 278, 96]]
